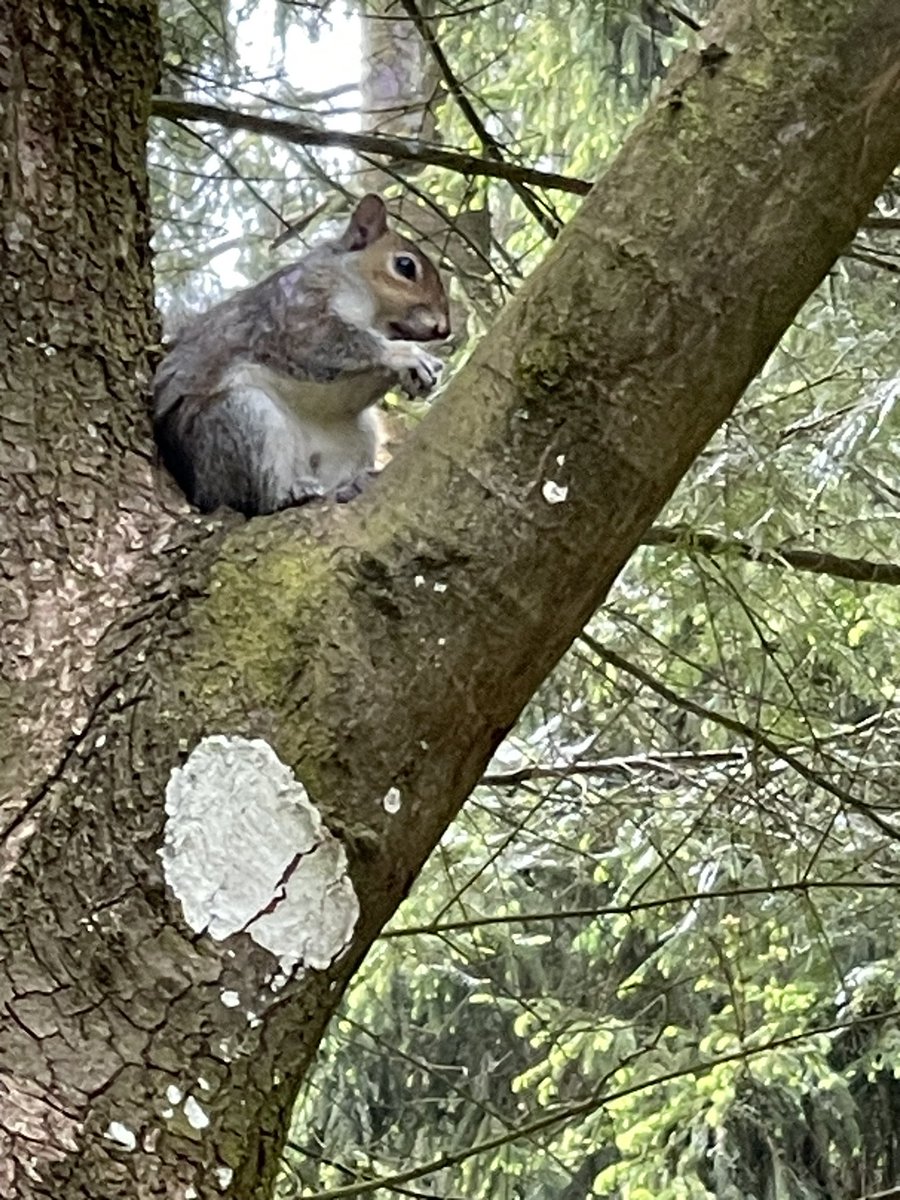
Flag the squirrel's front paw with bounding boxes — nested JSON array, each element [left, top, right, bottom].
[[333, 468, 379, 504], [380, 340, 443, 396], [404, 348, 443, 396]]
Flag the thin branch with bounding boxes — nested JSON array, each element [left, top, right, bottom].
[[155, 234, 249, 276], [482, 747, 745, 787], [643, 525, 900, 586], [284, 1139, 466, 1200], [360, 0, 509, 18], [382, 879, 900, 939], [164, 64, 359, 111], [150, 97, 592, 195], [584, 639, 900, 842], [396, 0, 561, 237], [660, 2, 703, 32], [334, 1012, 578, 1184], [846, 247, 900, 274], [181, 126, 291, 232]]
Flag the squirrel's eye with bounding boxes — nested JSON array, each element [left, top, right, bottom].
[[394, 255, 418, 281]]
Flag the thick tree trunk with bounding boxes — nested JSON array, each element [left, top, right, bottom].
[[0, 0, 165, 814], [1, 0, 899, 1197]]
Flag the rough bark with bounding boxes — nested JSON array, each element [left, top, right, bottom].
[[1, 0, 899, 1198], [0, 0, 167, 816]]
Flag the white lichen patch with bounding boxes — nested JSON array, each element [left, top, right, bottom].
[[166, 1084, 183, 1105], [183, 1096, 209, 1131], [215, 1167, 234, 1189], [541, 480, 569, 505], [161, 736, 359, 972], [219, 990, 240, 1008], [105, 1121, 136, 1151], [383, 787, 402, 814]]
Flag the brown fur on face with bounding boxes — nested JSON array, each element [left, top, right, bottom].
[[341, 196, 451, 343]]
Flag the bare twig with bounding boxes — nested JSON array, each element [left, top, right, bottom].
[[846, 247, 900, 274], [643, 525, 900, 586], [180, 126, 291, 232], [383, 878, 899, 939], [482, 747, 745, 787], [661, 2, 703, 32], [151, 97, 593, 196]]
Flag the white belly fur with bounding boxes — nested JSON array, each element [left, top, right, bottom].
[[225, 362, 383, 501]]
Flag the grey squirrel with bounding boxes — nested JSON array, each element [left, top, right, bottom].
[[153, 194, 450, 516]]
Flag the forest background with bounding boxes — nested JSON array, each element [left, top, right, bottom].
[[2, 0, 899, 1197]]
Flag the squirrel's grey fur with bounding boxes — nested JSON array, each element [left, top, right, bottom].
[[153, 201, 448, 516]]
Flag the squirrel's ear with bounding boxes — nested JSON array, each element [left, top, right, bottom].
[[340, 194, 389, 251]]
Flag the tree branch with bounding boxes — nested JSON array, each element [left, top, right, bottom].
[[846, 247, 900, 274], [643, 525, 900, 585], [662, 2, 703, 32], [150, 96, 593, 195], [384, 879, 899, 939], [482, 747, 746, 787]]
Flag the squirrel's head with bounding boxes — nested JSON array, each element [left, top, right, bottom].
[[340, 195, 451, 343]]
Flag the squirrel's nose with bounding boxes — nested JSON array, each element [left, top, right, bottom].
[[433, 316, 451, 340]]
